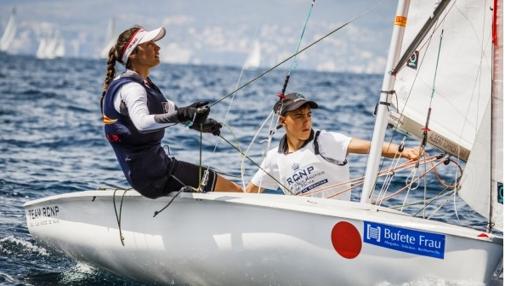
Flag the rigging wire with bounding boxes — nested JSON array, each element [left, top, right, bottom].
[[240, 110, 274, 190], [206, 28, 263, 191], [208, 0, 386, 108], [218, 131, 293, 194], [259, 0, 318, 192], [376, 2, 458, 204]]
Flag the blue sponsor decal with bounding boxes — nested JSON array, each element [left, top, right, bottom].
[[300, 179, 328, 194], [498, 182, 503, 204], [364, 221, 445, 259]]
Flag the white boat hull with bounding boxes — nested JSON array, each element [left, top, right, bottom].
[[24, 191, 502, 285]]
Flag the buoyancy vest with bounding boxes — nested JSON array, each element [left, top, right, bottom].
[[102, 76, 174, 198]]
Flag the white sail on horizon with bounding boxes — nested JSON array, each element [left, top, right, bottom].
[[36, 33, 65, 60], [243, 40, 261, 69], [100, 18, 116, 58], [0, 8, 17, 52]]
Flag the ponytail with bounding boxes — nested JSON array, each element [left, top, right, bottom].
[[103, 47, 117, 92], [100, 25, 142, 113]]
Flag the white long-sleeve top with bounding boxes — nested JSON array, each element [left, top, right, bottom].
[[113, 70, 178, 132]]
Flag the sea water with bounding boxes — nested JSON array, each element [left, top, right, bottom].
[[0, 54, 497, 285]]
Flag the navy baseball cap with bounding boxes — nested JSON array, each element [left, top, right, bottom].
[[273, 92, 318, 115]]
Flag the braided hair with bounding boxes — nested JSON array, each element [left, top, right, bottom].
[[101, 26, 142, 112]]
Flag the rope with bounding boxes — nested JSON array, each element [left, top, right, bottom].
[[376, 138, 406, 203], [376, 157, 447, 204], [153, 175, 195, 217], [112, 188, 128, 246], [218, 133, 294, 194], [298, 155, 440, 199]]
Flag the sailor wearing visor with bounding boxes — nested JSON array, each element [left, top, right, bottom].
[[101, 25, 242, 198]]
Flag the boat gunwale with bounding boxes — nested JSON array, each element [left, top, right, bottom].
[[23, 190, 503, 244]]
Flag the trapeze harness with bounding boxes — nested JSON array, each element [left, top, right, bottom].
[[102, 76, 176, 199], [275, 130, 351, 200]]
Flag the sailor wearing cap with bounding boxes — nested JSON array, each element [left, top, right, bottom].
[[246, 92, 421, 199], [100, 25, 242, 198]]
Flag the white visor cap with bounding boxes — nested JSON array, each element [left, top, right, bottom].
[[121, 27, 166, 64]]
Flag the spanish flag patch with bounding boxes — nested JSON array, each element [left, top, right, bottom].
[[103, 115, 118, 125]]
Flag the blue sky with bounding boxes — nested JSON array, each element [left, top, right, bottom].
[[0, 0, 397, 73]]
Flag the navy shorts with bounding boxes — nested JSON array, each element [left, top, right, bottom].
[[167, 159, 218, 194], [130, 156, 217, 199]]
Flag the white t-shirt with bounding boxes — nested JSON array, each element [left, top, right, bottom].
[[251, 130, 352, 200], [113, 70, 177, 132]]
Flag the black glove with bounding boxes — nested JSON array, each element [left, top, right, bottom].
[[190, 118, 222, 136], [176, 101, 210, 125]]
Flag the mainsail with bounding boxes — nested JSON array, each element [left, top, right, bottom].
[[390, 0, 492, 160], [0, 8, 17, 52], [390, 0, 502, 230]]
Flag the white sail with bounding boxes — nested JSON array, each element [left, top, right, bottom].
[[36, 33, 65, 60], [100, 18, 116, 58], [458, 101, 492, 220], [459, 0, 503, 230], [0, 8, 17, 52], [243, 40, 261, 69], [390, 0, 502, 230], [54, 38, 65, 58], [390, 0, 493, 160], [35, 38, 48, 59]]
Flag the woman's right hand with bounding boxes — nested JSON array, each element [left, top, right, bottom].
[[176, 101, 210, 124]]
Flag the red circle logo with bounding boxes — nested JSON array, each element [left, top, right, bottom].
[[331, 221, 362, 259]]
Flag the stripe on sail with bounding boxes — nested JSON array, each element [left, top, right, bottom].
[[388, 112, 470, 160]]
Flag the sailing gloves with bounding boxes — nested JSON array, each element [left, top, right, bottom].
[[177, 101, 222, 136], [177, 101, 210, 124], [190, 118, 222, 136]]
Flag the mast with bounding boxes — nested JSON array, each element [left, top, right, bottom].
[[490, 0, 503, 231], [360, 0, 411, 203]]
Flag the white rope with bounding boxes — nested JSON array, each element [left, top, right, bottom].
[[240, 110, 274, 190]]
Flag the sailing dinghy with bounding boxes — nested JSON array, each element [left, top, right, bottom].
[[24, 0, 503, 284]]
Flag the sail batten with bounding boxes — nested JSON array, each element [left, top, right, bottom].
[[389, 112, 470, 160]]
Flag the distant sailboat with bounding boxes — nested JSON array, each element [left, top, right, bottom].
[[243, 40, 261, 69], [54, 38, 65, 58], [100, 18, 116, 58], [36, 32, 65, 60], [0, 8, 17, 52]]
